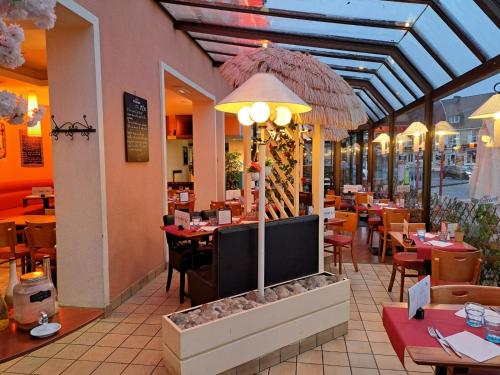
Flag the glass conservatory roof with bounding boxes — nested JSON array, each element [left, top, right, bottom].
[[157, 0, 500, 122]]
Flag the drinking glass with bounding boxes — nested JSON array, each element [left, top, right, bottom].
[[465, 302, 485, 327], [416, 229, 426, 241], [192, 215, 201, 228], [484, 314, 500, 343]]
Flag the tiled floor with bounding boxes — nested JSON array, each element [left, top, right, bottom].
[[0, 258, 432, 375]]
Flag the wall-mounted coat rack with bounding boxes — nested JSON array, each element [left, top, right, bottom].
[[51, 115, 96, 140]]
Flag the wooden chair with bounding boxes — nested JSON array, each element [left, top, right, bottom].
[[324, 211, 358, 274], [430, 249, 482, 286], [25, 222, 57, 281], [430, 285, 499, 305], [174, 200, 195, 212], [0, 221, 30, 274], [379, 208, 410, 263], [387, 221, 427, 302], [44, 208, 55, 215], [354, 192, 372, 214], [228, 202, 242, 217], [210, 201, 226, 210]]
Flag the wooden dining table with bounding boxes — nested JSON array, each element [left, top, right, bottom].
[[23, 194, 55, 209], [383, 302, 500, 374], [0, 215, 56, 228]]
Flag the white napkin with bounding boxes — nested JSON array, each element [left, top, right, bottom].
[[455, 308, 500, 319], [190, 221, 207, 226], [200, 226, 218, 232], [445, 331, 500, 362], [424, 233, 437, 238], [427, 240, 452, 247]]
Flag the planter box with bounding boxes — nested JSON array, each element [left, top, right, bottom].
[[162, 273, 350, 375]]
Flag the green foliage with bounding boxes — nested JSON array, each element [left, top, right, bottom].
[[225, 151, 242, 190]]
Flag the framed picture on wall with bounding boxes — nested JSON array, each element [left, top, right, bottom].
[[183, 146, 188, 165], [19, 129, 43, 167]]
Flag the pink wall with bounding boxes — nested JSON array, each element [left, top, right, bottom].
[[76, 0, 231, 300]]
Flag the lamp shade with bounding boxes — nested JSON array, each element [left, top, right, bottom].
[[402, 121, 428, 136], [469, 93, 500, 120], [372, 133, 390, 143], [27, 92, 42, 137], [215, 73, 311, 115], [434, 121, 457, 136]]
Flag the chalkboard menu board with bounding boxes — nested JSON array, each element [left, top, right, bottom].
[[19, 129, 44, 167], [124, 92, 149, 162]]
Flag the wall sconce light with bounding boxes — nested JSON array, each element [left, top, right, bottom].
[[481, 135, 493, 147], [372, 133, 390, 155], [469, 83, 500, 147], [402, 121, 428, 152], [27, 92, 42, 137]]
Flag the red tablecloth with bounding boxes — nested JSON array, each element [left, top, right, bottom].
[[409, 234, 475, 260], [368, 204, 398, 216], [382, 306, 483, 363]]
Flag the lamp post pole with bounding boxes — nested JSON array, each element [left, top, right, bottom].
[[257, 123, 267, 298], [439, 135, 445, 196]]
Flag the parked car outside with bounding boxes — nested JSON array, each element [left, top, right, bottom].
[[443, 165, 471, 180]]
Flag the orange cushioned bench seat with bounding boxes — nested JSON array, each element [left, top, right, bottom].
[[0, 179, 53, 219]]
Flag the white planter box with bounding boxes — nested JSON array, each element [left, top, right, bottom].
[[162, 273, 350, 375]]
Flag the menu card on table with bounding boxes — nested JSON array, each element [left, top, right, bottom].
[[408, 275, 430, 319], [174, 210, 190, 230], [217, 209, 232, 225], [324, 207, 335, 220], [403, 219, 409, 237]]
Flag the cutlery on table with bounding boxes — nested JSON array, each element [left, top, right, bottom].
[[435, 328, 462, 358], [427, 327, 452, 356]]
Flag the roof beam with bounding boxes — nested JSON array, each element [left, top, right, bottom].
[[345, 78, 394, 113], [195, 37, 422, 98], [159, 0, 410, 29], [177, 22, 433, 93], [355, 91, 381, 120], [409, 30, 456, 78]]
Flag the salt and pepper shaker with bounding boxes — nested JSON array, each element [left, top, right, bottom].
[[38, 311, 49, 325]]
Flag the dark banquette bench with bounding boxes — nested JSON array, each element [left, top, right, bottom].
[[0, 179, 53, 218], [187, 215, 319, 306]]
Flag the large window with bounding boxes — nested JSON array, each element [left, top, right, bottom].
[[431, 73, 499, 202], [362, 131, 369, 189], [373, 125, 389, 197], [394, 106, 425, 207]]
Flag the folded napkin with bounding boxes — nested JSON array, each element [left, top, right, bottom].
[[445, 331, 500, 362], [200, 226, 218, 232]]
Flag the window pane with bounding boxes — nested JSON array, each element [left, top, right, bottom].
[[362, 131, 369, 189], [373, 124, 389, 198], [355, 90, 386, 118], [439, 0, 500, 59], [377, 65, 414, 104], [431, 73, 500, 202], [386, 57, 424, 98], [198, 40, 255, 55], [370, 76, 403, 110]]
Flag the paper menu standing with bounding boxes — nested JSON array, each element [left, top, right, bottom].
[[174, 210, 190, 230], [324, 207, 335, 220], [217, 209, 232, 225], [403, 219, 409, 237], [408, 275, 430, 319]]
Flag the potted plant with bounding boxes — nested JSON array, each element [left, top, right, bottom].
[[247, 162, 261, 181], [225, 152, 242, 190], [265, 158, 273, 176]]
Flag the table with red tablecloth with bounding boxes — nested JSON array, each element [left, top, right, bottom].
[[408, 233, 476, 260], [382, 303, 500, 372]]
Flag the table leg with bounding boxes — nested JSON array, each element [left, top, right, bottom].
[[42, 197, 50, 209], [423, 260, 431, 275], [434, 365, 447, 375]]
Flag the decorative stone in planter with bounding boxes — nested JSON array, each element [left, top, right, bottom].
[[162, 273, 350, 375]]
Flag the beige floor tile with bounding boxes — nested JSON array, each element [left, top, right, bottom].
[[378, 370, 407, 375], [366, 331, 390, 343], [348, 320, 364, 330], [151, 365, 168, 375], [323, 351, 349, 367], [133, 305, 158, 314], [403, 358, 433, 373], [123, 313, 150, 324], [370, 343, 396, 356], [362, 321, 385, 332], [269, 362, 296, 375], [61, 360, 100, 375], [345, 330, 368, 342], [86, 322, 117, 333], [360, 312, 382, 322], [72, 332, 106, 346], [91, 362, 128, 375], [120, 335, 152, 349], [96, 333, 129, 347], [145, 296, 167, 305], [297, 350, 322, 364], [101, 312, 129, 323], [324, 365, 351, 375], [5, 356, 48, 374], [132, 349, 162, 366], [143, 315, 162, 325], [112, 323, 141, 335], [346, 341, 372, 354], [122, 364, 156, 375], [347, 353, 376, 369], [114, 304, 138, 314], [354, 297, 375, 305], [105, 347, 141, 364], [350, 368, 380, 375], [33, 358, 74, 375], [374, 355, 405, 371], [0, 356, 22, 372], [53, 345, 91, 360], [133, 324, 160, 337], [296, 363, 323, 375], [357, 304, 379, 313], [29, 343, 67, 358], [56, 331, 82, 344], [322, 338, 346, 352], [78, 346, 115, 362]]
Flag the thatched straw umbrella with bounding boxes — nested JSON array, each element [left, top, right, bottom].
[[219, 47, 367, 141]]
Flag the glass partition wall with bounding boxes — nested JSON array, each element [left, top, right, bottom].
[[373, 125, 389, 198]]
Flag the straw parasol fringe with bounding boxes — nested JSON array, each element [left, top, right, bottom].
[[220, 47, 367, 140]]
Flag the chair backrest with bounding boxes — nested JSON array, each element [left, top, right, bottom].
[[44, 208, 55, 215], [210, 201, 226, 210], [390, 222, 426, 232], [335, 211, 358, 235], [228, 202, 242, 217], [25, 222, 56, 249], [431, 285, 499, 305], [431, 249, 482, 284], [326, 195, 342, 210], [378, 199, 390, 204], [201, 209, 216, 220], [382, 208, 410, 228], [175, 201, 194, 212], [354, 192, 373, 205], [167, 190, 176, 198], [0, 221, 16, 256]]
